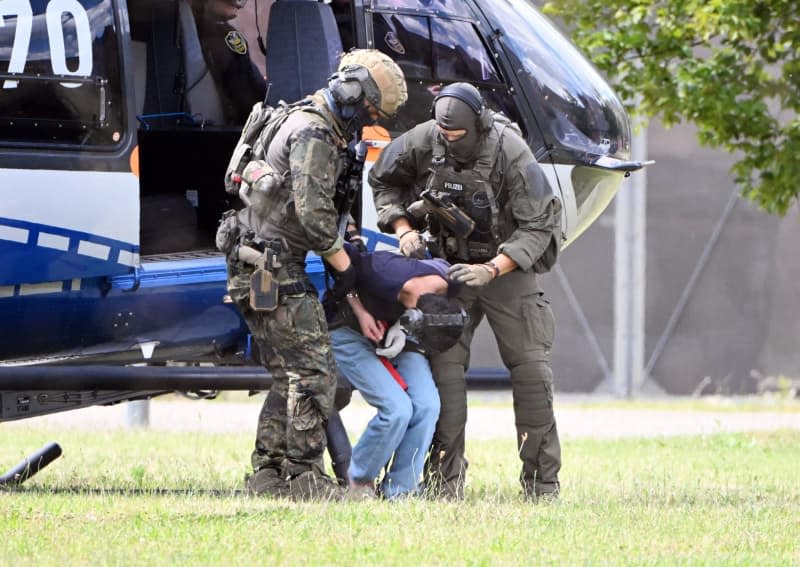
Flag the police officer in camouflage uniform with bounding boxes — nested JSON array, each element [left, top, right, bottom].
[[219, 50, 407, 500], [368, 82, 562, 501]]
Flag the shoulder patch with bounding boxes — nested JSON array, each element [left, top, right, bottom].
[[225, 31, 248, 55]]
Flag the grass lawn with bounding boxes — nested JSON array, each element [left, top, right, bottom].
[[1, 426, 799, 566]]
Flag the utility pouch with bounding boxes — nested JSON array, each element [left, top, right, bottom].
[[243, 162, 288, 218], [287, 389, 318, 431], [215, 210, 239, 254], [249, 267, 279, 311]]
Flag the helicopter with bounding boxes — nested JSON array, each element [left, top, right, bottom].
[[0, 0, 645, 485]]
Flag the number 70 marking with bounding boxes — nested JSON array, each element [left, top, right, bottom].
[[1, 0, 94, 89]]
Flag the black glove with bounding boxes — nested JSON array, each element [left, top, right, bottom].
[[345, 230, 368, 253], [329, 263, 356, 301]]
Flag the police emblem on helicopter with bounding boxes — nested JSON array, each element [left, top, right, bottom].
[[384, 31, 405, 55]]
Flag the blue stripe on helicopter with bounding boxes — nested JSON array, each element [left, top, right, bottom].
[[0, 223, 398, 293], [0, 217, 138, 286]]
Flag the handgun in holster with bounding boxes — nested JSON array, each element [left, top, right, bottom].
[[246, 236, 282, 312]]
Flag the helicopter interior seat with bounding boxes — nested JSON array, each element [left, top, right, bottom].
[[176, 0, 226, 125], [265, 0, 343, 106], [134, 0, 182, 123]]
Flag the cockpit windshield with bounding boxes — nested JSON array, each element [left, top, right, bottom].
[[479, 0, 631, 160]]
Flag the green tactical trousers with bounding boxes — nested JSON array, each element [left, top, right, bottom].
[[424, 268, 561, 498], [228, 258, 337, 478]]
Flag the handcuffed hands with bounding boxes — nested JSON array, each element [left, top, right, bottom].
[[398, 229, 426, 259], [375, 319, 407, 359], [448, 263, 496, 287], [356, 311, 384, 344]]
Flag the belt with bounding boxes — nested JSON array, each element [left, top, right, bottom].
[[278, 280, 317, 296]]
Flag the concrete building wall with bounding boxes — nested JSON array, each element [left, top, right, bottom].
[[470, 121, 800, 394]]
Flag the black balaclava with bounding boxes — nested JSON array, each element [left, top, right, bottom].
[[434, 95, 482, 166]]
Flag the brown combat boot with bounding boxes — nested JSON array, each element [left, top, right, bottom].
[[288, 471, 347, 502]]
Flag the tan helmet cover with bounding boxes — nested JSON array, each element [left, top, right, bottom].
[[338, 49, 408, 117]]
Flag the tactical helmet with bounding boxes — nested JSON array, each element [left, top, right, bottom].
[[334, 49, 407, 118]]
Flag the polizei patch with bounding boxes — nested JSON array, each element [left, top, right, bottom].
[[443, 181, 464, 192], [225, 31, 248, 55]]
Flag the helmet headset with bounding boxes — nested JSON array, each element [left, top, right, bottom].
[[327, 64, 383, 136], [432, 83, 493, 132]]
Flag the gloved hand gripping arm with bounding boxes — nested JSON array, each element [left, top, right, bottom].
[[375, 319, 407, 359], [392, 218, 426, 259], [448, 256, 512, 287]]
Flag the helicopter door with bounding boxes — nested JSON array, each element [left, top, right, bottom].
[[0, 0, 136, 287]]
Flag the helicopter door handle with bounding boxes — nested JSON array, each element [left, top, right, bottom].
[[96, 77, 108, 127]]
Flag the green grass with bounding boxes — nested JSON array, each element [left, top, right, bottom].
[[1, 428, 799, 566], [467, 395, 800, 413], [169, 390, 800, 413]]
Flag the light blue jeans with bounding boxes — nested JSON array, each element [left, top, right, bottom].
[[330, 326, 440, 499]]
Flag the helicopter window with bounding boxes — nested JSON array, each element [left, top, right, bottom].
[[370, 0, 471, 18], [372, 12, 432, 80], [0, 0, 124, 147], [481, 0, 630, 159], [431, 18, 501, 84], [371, 10, 525, 138]]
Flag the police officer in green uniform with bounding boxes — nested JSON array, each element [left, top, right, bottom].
[[369, 82, 562, 501], [217, 50, 407, 500], [191, 0, 267, 124]]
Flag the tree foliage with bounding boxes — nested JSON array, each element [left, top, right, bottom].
[[543, 0, 800, 214]]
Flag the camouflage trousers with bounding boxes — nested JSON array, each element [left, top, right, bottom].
[[424, 268, 561, 498], [228, 259, 337, 478]]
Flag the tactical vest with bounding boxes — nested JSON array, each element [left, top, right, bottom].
[[235, 99, 348, 250], [427, 117, 518, 263]]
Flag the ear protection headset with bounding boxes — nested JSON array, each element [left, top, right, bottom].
[[431, 83, 493, 131], [328, 64, 372, 106]]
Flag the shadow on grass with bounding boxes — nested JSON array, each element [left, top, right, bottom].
[[5, 485, 249, 498]]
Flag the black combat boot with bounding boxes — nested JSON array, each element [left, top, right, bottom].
[[244, 467, 289, 498]]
